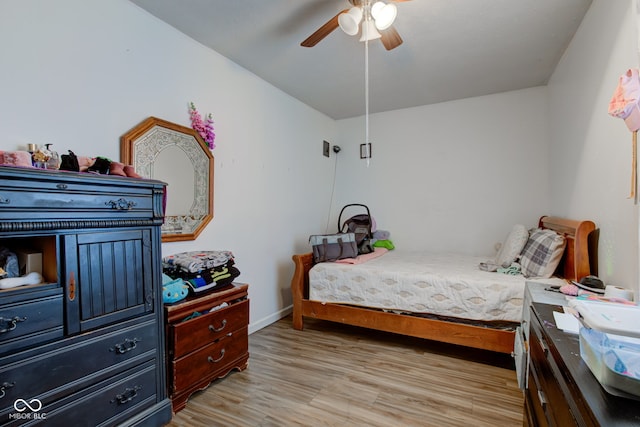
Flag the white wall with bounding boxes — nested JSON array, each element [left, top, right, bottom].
[[333, 1, 640, 298], [548, 0, 639, 296], [0, 0, 337, 332], [2, 0, 639, 331], [333, 87, 553, 257]]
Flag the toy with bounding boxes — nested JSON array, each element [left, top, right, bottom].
[[162, 277, 189, 304], [0, 272, 43, 290]]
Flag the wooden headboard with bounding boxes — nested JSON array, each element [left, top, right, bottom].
[[539, 216, 596, 282]]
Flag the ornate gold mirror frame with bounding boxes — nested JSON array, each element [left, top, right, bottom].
[[121, 117, 214, 242]]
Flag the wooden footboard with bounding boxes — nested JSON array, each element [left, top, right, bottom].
[[291, 253, 313, 330], [291, 253, 515, 354]]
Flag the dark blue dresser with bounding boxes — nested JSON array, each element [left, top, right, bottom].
[[0, 166, 171, 426]]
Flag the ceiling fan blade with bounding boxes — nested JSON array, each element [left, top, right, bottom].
[[380, 25, 403, 50], [301, 9, 349, 47]]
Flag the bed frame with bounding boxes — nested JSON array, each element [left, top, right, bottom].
[[291, 216, 596, 354]]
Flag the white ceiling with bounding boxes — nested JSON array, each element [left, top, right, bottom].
[[129, 0, 593, 120]]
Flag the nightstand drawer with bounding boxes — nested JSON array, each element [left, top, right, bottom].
[[172, 326, 248, 392], [171, 299, 249, 359], [0, 294, 63, 355]]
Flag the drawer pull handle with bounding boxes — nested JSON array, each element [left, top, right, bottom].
[[0, 382, 15, 399], [208, 349, 226, 364], [537, 389, 547, 409], [56, 183, 68, 190], [106, 198, 136, 210], [208, 319, 227, 333], [0, 197, 9, 204], [539, 337, 549, 356], [0, 316, 27, 334], [110, 338, 140, 354], [111, 385, 142, 405]]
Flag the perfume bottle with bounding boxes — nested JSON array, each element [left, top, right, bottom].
[[31, 145, 49, 168], [27, 143, 38, 166], [44, 144, 60, 170]]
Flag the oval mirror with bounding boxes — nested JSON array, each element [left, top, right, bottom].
[[121, 117, 214, 242]]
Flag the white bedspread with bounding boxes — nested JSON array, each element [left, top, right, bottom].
[[309, 251, 564, 323]]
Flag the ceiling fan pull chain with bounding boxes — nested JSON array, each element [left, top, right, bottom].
[[365, 1, 371, 167]]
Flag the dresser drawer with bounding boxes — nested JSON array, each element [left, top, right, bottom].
[[0, 294, 63, 355], [525, 367, 549, 427], [0, 188, 153, 221], [173, 326, 248, 392], [171, 299, 249, 359], [3, 361, 159, 427], [0, 174, 156, 223], [529, 310, 578, 426], [0, 318, 158, 414], [55, 362, 157, 427]]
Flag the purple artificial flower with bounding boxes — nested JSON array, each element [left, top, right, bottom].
[[189, 102, 215, 149]]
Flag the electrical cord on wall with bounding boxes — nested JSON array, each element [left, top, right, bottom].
[[324, 148, 339, 233]]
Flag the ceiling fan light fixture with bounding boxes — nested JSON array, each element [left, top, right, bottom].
[[371, 2, 397, 30], [338, 6, 363, 36], [359, 19, 381, 42]]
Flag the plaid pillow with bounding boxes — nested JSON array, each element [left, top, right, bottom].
[[520, 228, 566, 278]]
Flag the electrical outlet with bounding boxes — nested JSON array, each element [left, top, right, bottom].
[[323, 140, 330, 157]]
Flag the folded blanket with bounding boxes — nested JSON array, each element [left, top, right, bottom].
[[335, 247, 388, 264], [373, 230, 390, 240], [163, 250, 234, 273], [497, 263, 522, 275], [479, 260, 522, 275]]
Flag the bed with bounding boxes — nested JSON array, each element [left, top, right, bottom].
[[291, 216, 596, 354]]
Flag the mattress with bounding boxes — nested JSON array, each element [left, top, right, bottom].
[[309, 251, 564, 323]]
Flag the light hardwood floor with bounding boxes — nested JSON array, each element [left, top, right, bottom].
[[167, 316, 524, 427]]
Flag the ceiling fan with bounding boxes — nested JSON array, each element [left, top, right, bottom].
[[301, 0, 410, 51]]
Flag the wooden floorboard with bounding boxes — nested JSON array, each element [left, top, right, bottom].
[[167, 315, 524, 427]]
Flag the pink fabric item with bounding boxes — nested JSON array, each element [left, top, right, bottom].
[[78, 156, 93, 172], [335, 247, 388, 264], [560, 284, 579, 296], [109, 161, 127, 177], [0, 151, 32, 167], [609, 68, 640, 131], [123, 165, 141, 178]]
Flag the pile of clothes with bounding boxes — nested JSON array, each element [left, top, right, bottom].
[[162, 250, 240, 302]]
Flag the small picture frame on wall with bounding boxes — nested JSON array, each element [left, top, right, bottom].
[[360, 143, 372, 159]]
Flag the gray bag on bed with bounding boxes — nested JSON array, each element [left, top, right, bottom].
[[309, 232, 358, 263]]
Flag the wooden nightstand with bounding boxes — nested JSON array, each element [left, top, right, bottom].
[[164, 283, 249, 413]]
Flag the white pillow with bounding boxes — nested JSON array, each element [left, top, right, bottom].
[[495, 224, 529, 268]]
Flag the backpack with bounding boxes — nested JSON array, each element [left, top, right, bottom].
[[338, 204, 374, 255]]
